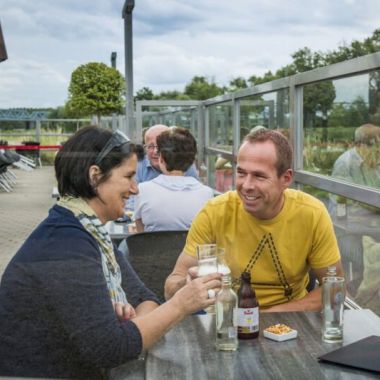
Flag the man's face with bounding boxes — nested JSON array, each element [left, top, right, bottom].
[[359, 138, 380, 168], [144, 127, 167, 170], [236, 140, 293, 220]]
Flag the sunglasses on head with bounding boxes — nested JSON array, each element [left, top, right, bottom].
[[95, 130, 130, 166]]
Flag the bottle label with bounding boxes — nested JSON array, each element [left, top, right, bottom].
[[237, 307, 259, 331], [233, 308, 238, 326]]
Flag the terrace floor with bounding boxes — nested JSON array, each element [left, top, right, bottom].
[[0, 165, 56, 277]]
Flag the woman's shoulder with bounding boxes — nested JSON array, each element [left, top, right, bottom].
[[14, 205, 99, 263]]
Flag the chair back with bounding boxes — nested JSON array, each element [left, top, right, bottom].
[[126, 230, 188, 302]]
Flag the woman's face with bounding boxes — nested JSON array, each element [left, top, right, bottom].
[[90, 155, 138, 223]]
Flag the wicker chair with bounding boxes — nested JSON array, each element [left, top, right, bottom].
[[126, 230, 188, 302]]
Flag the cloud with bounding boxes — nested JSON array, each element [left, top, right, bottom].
[[1, 0, 380, 108]]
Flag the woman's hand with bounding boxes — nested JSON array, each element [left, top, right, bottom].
[[172, 272, 222, 315], [112, 301, 137, 322]]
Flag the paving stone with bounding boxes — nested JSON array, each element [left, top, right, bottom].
[[0, 166, 56, 278]]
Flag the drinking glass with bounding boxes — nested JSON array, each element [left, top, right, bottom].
[[217, 247, 231, 277], [197, 244, 218, 314], [197, 244, 218, 277], [322, 276, 345, 342]]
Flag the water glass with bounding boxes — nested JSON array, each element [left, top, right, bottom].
[[197, 244, 218, 314], [197, 244, 218, 277], [217, 247, 231, 276], [322, 276, 345, 343]]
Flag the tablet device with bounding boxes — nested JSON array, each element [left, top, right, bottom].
[[318, 335, 380, 374]]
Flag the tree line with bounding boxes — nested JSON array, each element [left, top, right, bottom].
[[13, 28, 380, 122]]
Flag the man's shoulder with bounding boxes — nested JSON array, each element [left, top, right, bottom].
[[333, 148, 360, 168], [205, 191, 241, 209], [138, 178, 160, 192], [285, 189, 326, 211], [136, 157, 155, 182], [137, 157, 150, 172]]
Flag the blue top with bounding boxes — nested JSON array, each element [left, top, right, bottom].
[[136, 156, 199, 183], [0, 205, 159, 379]]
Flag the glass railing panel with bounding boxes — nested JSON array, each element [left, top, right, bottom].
[[298, 183, 380, 317], [206, 153, 234, 193], [208, 102, 233, 152], [239, 89, 290, 142], [303, 71, 380, 192], [141, 107, 199, 138]]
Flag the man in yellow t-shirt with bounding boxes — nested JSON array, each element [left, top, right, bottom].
[[165, 129, 343, 311]]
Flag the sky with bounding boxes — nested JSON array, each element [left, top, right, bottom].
[[1, 0, 380, 109]]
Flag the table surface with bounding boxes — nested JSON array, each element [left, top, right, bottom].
[[109, 309, 380, 380]]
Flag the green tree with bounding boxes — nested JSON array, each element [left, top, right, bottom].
[[329, 103, 351, 128], [303, 81, 336, 135], [135, 87, 154, 101], [155, 90, 190, 100], [66, 62, 125, 121], [228, 77, 248, 92], [184, 76, 224, 100], [326, 28, 380, 64], [291, 47, 326, 72], [346, 96, 370, 127], [248, 71, 276, 86]]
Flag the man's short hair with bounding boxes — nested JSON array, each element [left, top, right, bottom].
[[243, 129, 293, 176], [354, 123, 380, 146], [156, 127, 197, 172]]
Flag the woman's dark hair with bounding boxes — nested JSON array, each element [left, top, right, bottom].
[[156, 127, 197, 172], [55, 125, 135, 198]]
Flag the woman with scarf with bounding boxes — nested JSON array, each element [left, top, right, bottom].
[[0, 126, 220, 379]]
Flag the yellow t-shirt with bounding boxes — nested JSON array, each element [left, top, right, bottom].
[[185, 189, 341, 308]]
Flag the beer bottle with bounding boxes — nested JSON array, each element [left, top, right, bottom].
[[237, 271, 259, 339]]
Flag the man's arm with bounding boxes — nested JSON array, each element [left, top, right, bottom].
[[263, 260, 344, 312], [164, 251, 198, 300]]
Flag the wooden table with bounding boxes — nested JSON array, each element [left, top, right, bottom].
[[109, 309, 380, 380]]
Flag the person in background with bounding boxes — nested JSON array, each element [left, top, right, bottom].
[[125, 124, 198, 212], [137, 124, 198, 183], [0, 126, 221, 379], [330, 123, 380, 294], [331, 123, 380, 189], [165, 129, 343, 311], [134, 127, 214, 232]]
